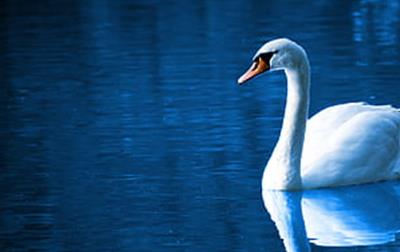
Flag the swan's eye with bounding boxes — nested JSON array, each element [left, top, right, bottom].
[[259, 51, 277, 63]]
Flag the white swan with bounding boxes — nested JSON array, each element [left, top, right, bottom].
[[238, 38, 400, 190]]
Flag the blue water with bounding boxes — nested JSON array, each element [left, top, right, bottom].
[[1, 0, 400, 251]]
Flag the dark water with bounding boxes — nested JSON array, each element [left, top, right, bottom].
[[1, 0, 400, 251]]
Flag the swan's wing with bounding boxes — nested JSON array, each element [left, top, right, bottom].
[[304, 102, 399, 154], [303, 102, 382, 162], [306, 102, 393, 136], [302, 103, 400, 188]]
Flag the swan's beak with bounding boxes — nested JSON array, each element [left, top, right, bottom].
[[237, 57, 269, 85]]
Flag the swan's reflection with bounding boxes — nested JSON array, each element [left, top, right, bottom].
[[263, 182, 400, 252]]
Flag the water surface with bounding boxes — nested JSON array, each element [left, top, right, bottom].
[[1, 0, 400, 251]]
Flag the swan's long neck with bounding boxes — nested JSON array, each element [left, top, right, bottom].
[[264, 60, 310, 190]]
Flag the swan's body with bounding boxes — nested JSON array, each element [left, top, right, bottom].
[[238, 38, 400, 190], [302, 102, 400, 189]]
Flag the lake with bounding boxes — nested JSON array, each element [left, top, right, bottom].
[[1, 0, 400, 251]]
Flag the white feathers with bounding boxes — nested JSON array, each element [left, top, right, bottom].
[[258, 38, 400, 190]]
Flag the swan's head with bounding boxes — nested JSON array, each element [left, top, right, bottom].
[[238, 38, 308, 84]]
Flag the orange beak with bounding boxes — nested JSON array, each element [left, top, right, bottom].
[[237, 57, 270, 85]]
